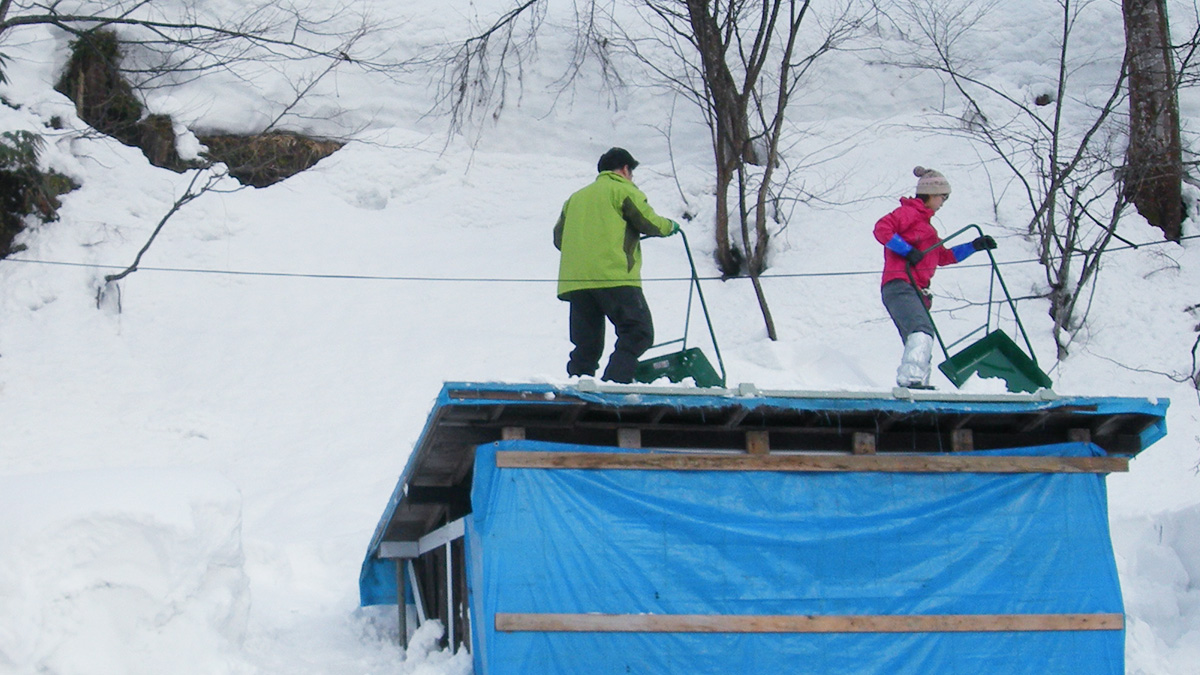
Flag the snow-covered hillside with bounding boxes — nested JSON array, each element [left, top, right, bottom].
[[1, 1, 1198, 672]]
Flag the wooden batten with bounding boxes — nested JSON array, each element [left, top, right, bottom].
[[495, 612, 1124, 634], [493, 451, 1128, 474]]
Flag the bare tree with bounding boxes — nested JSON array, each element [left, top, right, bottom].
[[426, 0, 869, 339], [0, 1, 408, 133], [0, 1, 413, 276], [886, 0, 1133, 359], [629, 0, 870, 339], [2, 1, 338, 64], [431, 0, 546, 137], [428, 0, 627, 141]]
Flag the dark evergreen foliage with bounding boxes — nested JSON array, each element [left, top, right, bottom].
[[0, 131, 78, 258]]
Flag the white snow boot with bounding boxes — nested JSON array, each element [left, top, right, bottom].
[[896, 331, 935, 389]]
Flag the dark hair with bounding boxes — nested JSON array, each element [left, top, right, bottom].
[[597, 147, 638, 173]]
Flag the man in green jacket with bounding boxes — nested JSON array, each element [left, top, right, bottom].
[[554, 147, 679, 383]]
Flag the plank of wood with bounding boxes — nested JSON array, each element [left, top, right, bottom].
[[495, 612, 1124, 634], [493, 451, 1128, 474]]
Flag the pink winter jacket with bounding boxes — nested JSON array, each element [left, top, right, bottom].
[[873, 197, 959, 289]]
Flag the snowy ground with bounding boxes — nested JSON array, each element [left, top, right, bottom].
[[1, 1, 1199, 673]]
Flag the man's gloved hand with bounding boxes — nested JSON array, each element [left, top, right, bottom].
[[669, 221, 681, 235], [972, 235, 997, 251], [905, 248, 925, 265]]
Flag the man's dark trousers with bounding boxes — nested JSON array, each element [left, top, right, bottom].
[[566, 286, 654, 383]]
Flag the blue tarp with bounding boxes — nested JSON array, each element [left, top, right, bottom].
[[467, 439, 1124, 674]]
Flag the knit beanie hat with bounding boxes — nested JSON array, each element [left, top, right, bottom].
[[914, 166, 951, 196]]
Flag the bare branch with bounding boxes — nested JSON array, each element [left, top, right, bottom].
[[103, 168, 237, 284], [429, 0, 545, 136], [884, 0, 1136, 359]]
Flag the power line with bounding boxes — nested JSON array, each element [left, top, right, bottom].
[[5, 232, 1197, 284]]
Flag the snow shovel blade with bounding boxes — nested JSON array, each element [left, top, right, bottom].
[[938, 330, 1053, 393], [635, 348, 725, 388]]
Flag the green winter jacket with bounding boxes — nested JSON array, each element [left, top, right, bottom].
[[554, 171, 675, 298]]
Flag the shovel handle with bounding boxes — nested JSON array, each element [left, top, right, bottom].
[[907, 224, 1041, 369]]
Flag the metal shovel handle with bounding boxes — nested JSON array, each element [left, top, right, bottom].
[[906, 224, 1041, 367], [678, 229, 727, 387]]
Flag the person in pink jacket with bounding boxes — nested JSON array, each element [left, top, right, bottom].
[[873, 166, 996, 389]]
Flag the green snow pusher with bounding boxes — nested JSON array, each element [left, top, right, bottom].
[[908, 224, 1052, 393], [634, 229, 727, 388]]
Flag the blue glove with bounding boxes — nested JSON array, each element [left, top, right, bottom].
[[949, 235, 996, 262], [669, 220, 681, 235], [886, 234, 923, 264], [949, 242, 975, 262]]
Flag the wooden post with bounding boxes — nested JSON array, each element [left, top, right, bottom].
[[455, 539, 470, 652], [396, 559, 408, 649], [501, 426, 526, 440], [852, 432, 876, 455], [952, 429, 974, 453], [407, 559, 428, 625], [617, 428, 642, 449], [1068, 428, 1092, 444], [746, 430, 770, 455], [445, 542, 455, 649]]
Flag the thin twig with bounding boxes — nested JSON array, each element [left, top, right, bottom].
[[104, 169, 229, 283]]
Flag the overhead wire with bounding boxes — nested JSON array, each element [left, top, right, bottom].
[[4, 232, 1199, 284]]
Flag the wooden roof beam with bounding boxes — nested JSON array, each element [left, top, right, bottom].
[[1018, 412, 1052, 434], [875, 411, 904, 433], [723, 408, 751, 428], [1093, 414, 1131, 438]]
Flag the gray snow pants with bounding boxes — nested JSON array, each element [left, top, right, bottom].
[[881, 279, 935, 341]]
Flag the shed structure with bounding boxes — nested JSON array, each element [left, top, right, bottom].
[[359, 382, 1168, 674]]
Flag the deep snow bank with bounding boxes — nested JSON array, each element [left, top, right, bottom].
[[0, 468, 250, 674], [1114, 505, 1200, 673]]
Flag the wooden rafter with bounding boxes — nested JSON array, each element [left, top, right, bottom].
[[496, 612, 1124, 633]]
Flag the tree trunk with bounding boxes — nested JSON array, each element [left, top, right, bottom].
[[713, 156, 736, 274], [686, 0, 760, 166], [1123, 0, 1183, 241], [690, 0, 749, 276], [749, 273, 778, 341]]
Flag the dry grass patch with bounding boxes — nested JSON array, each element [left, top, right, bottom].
[[197, 132, 344, 188]]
